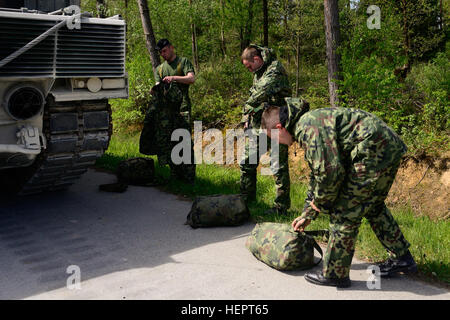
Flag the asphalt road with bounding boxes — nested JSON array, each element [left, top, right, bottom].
[[0, 169, 448, 300]]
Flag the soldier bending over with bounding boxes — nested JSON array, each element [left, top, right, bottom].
[[261, 105, 417, 288]]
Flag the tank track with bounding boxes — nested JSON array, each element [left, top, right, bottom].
[[17, 98, 112, 195]]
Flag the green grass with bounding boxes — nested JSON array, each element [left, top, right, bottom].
[[96, 132, 450, 285]]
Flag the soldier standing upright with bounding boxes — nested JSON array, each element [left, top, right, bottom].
[[261, 104, 417, 288], [153, 39, 196, 184], [240, 45, 292, 215]]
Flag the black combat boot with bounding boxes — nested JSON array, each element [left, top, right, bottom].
[[377, 250, 418, 277], [305, 271, 351, 288]]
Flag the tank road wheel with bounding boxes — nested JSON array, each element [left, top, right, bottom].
[[0, 98, 112, 195]]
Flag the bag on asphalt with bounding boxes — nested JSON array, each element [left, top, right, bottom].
[[186, 194, 250, 228], [117, 157, 155, 185], [245, 222, 327, 271]]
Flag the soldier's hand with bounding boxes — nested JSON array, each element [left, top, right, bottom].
[[292, 217, 311, 232], [162, 76, 175, 83]]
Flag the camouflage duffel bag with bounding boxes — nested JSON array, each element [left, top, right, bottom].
[[117, 157, 155, 185], [245, 222, 326, 271], [186, 194, 250, 228]]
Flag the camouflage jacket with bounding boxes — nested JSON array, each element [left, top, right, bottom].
[[284, 106, 407, 220], [155, 56, 195, 114], [242, 45, 292, 123]]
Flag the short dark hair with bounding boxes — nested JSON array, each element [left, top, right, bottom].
[[241, 46, 262, 62], [261, 106, 281, 130], [156, 38, 171, 51]]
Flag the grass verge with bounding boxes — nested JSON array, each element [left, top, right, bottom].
[[96, 132, 450, 286]]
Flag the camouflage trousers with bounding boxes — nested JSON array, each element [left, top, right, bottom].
[[169, 112, 196, 184], [322, 160, 410, 279], [239, 115, 290, 210]]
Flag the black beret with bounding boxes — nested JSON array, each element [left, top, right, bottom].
[[156, 38, 171, 51]]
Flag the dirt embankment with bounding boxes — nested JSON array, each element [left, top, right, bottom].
[[288, 145, 450, 220]]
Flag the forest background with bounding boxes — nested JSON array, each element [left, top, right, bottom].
[[84, 0, 448, 157]]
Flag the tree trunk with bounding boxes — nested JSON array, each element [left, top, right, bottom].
[[241, 0, 255, 51], [137, 0, 160, 79], [283, 0, 290, 64], [295, 32, 300, 97], [263, 0, 268, 47], [220, 0, 227, 56], [189, 0, 200, 71], [96, 0, 107, 18], [323, 0, 341, 108], [400, 0, 411, 69]]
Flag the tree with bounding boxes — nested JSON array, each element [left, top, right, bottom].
[[391, 0, 445, 67], [324, 0, 341, 108], [189, 0, 200, 71], [137, 0, 160, 79], [219, 0, 227, 56], [263, 0, 269, 46], [241, 0, 256, 51]]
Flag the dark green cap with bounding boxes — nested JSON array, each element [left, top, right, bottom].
[[155, 38, 171, 51]]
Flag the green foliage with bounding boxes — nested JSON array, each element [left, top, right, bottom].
[[338, 2, 449, 155], [190, 58, 253, 128], [338, 6, 410, 131], [400, 44, 450, 155], [82, 0, 448, 156]]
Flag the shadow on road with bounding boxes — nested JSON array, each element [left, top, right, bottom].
[[0, 170, 447, 299]]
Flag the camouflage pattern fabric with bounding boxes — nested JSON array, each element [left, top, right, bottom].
[[245, 222, 325, 271], [240, 45, 292, 210], [322, 160, 410, 278], [283, 106, 411, 278], [186, 194, 250, 228], [241, 45, 292, 119], [154, 56, 196, 184], [154, 56, 195, 115], [139, 82, 195, 183], [240, 123, 290, 210], [98, 157, 155, 193], [117, 157, 155, 186]]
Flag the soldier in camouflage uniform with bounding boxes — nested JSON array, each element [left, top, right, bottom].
[[140, 80, 184, 167], [152, 39, 196, 184], [261, 105, 417, 288], [240, 45, 292, 215]]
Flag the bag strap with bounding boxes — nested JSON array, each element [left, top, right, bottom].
[[303, 229, 329, 267], [304, 229, 329, 237], [176, 61, 183, 76]]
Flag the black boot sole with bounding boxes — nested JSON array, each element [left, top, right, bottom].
[[380, 264, 418, 278], [305, 275, 351, 288]]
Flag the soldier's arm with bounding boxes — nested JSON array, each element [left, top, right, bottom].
[[164, 72, 195, 84], [162, 58, 196, 84], [245, 65, 286, 108], [300, 125, 345, 217]]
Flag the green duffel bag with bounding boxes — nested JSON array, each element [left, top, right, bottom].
[[117, 157, 155, 185], [186, 194, 250, 228], [245, 222, 327, 271]]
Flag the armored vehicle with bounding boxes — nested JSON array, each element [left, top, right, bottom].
[[0, 0, 128, 194]]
